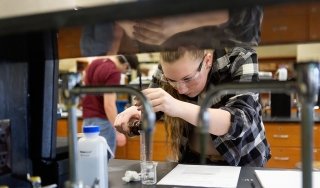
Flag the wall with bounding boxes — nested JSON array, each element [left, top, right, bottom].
[[297, 43, 320, 62]]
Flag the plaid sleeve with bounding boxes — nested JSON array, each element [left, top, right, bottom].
[[211, 47, 271, 166], [221, 47, 260, 139]]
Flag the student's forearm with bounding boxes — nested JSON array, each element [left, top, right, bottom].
[[104, 94, 118, 125], [105, 104, 117, 125], [175, 100, 231, 136]]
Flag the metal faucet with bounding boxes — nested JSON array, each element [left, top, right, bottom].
[[198, 62, 319, 188], [60, 73, 156, 188]]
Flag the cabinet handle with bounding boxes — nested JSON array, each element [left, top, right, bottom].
[[272, 134, 289, 139], [274, 156, 290, 161]]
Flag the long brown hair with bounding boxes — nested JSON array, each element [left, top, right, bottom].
[[159, 46, 206, 160]]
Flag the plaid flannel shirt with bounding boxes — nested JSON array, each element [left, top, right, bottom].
[[150, 47, 271, 167]]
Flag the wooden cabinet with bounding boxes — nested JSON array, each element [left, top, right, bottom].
[[115, 121, 173, 161], [57, 26, 82, 59], [261, 2, 320, 44], [261, 4, 308, 44], [309, 2, 320, 41], [264, 122, 320, 168], [57, 118, 320, 166], [57, 118, 83, 137]]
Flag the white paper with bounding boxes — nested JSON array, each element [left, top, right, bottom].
[[157, 164, 241, 187], [255, 170, 320, 188]]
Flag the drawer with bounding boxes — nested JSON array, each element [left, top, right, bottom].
[[265, 123, 320, 147], [266, 147, 300, 168], [266, 147, 320, 168]]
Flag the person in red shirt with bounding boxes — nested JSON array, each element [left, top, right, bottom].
[[82, 55, 138, 157]]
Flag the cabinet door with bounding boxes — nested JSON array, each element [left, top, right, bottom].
[[58, 26, 82, 59], [261, 4, 308, 44], [265, 123, 320, 147], [309, 3, 320, 41], [115, 145, 127, 159], [315, 126, 320, 148], [115, 121, 172, 161], [266, 147, 320, 168], [57, 118, 83, 137], [265, 123, 301, 147], [265, 122, 320, 168], [266, 147, 300, 168], [125, 138, 140, 160]]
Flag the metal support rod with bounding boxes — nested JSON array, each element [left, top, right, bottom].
[[67, 100, 79, 183], [198, 62, 319, 188], [64, 84, 156, 187], [60, 73, 83, 188], [296, 63, 319, 188]]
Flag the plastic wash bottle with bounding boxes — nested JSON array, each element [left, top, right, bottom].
[[78, 125, 113, 188]]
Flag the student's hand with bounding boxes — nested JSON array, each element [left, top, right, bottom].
[[140, 88, 179, 117], [115, 130, 127, 146], [114, 106, 141, 133]]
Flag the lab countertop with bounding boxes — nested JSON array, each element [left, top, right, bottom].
[[56, 138, 263, 187], [108, 159, 263, 188], [57, 139, 318, 187], [108, 159, 320, 188], [262, 114, 320, 123]]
